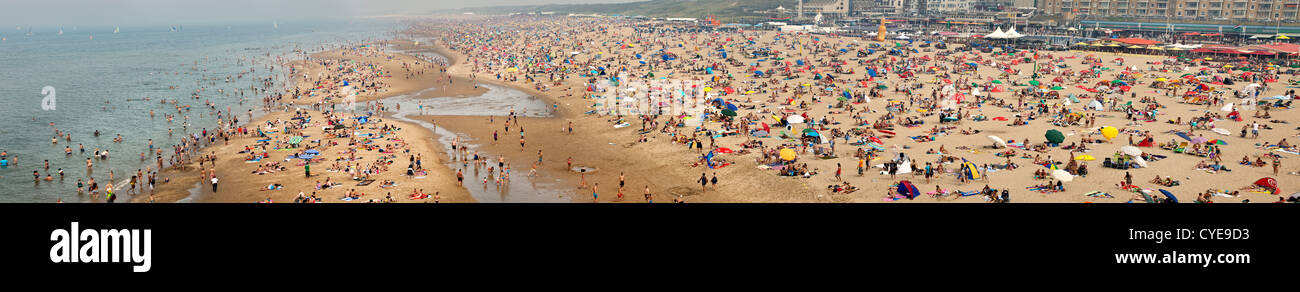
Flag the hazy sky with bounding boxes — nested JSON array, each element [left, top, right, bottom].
[[0, 0, 642, 27]]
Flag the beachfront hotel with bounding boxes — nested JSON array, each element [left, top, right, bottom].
[[1038, 0, 1300, 22]]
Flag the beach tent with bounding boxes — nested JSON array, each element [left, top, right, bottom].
[[1254, 177, 1280, 194], [961, 160, 981, 180], [1044, 129, 1065, 144], [988, 135, 1007, 148], [1088, 100, 1103, 110], [897, 180, 921, 199]]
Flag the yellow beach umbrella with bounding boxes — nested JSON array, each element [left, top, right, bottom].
[[1148, 46, 1165, 50], [1155, 77, 1168, 82], [1127, 45, 1144, 49], [779, 148, 797, 161], [1075, 155, 1096, 161], [1278, 35, 1291, 40], [1106, 44, 1121, 47], [1090, 43, 1104, 47], [1167, 47, 1184, 51]]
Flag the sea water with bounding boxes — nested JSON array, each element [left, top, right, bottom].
[[0, 20, 395, 202]]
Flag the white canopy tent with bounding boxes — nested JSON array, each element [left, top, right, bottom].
[[1004, 27, 1024, 39], [985, 27, 1008, 39]]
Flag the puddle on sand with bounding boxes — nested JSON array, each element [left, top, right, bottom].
[[387, 85, 571, 202]]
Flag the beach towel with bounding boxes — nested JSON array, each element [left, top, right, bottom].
[[1084, 191, 1114, 198], [356, 179, 375, 186]]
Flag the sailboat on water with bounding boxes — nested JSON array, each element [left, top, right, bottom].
[[114, 25, 120, 34], [274, 20, 279, 30], [58, 27, 63, 35], [170, 25, 177, 32]]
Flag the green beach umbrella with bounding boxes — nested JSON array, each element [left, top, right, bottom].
[[876, 85, 888, 89], [1044, 129, 1065, 144], [1029, 80, 1040, 86], [992, 80, 1003, 84], [721, 109, 737, 116]]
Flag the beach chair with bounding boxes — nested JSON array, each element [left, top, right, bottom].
[[1173, 142, 1188, 153]]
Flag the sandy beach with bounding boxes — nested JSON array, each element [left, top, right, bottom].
[[400, 16, 1300, 203], [138, 42, 485, 203], [119, 15, 1300, 203]]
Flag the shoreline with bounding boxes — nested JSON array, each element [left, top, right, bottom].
[[140, 41, 483, 203]]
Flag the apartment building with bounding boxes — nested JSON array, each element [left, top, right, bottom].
[[1037, 0, 1300, 21]]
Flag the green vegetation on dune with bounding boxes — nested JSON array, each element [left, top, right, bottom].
[[445, 0, 799, 21]]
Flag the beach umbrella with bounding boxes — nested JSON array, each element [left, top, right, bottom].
[[1052, 169, 1074, 182], [802, 128, 819, 136], [988, 135, 1007, 147], [787, 115, 805, 124], [1029, 80, 1040, 86], [1120, 145, 1142, 156], [1100, 126, 1118, 140], [1132, 155, 1149, 168], [1191, 136, 1208, 144], [1255, 177, 1280, 194], [717, 147, 734, 154], [779, 148, 797, 161], [1210, 139, 1228, 145], [1044, 129, 1065, 144], [1155, 77, 1168, 82], [1074, 155, 1096, 161]]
